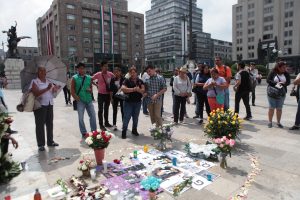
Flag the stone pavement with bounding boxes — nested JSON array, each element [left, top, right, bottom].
[[1, 82, 300, 200]]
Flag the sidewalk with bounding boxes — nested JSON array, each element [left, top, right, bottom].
[[1, 84, 300, 200]]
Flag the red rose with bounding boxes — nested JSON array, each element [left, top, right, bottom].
[[4, 118, 13, 124], [93, 131, 98, 137], [79, 160, 84, 163]]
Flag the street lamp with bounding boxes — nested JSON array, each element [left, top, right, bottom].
[[266, 47, 282, 72]]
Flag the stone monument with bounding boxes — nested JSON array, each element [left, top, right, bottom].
[[2, 22, 31, 89]]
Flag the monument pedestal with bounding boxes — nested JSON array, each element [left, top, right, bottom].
[[4, 58, 24, 89]]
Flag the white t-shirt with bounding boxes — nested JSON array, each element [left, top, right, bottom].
[[274, 74, 286, 84]]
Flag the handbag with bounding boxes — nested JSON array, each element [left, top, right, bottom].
[[290, 87, 297, 97], [213, 87, 225, 104], [114, 89, 128, 101], [267, 75, 285, 99], [73, 76, 86, 111], [17, 91, 41, 112]]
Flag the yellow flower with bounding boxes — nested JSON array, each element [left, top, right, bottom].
[[210, 121, 213, 124], [232, 121, 236, 125]]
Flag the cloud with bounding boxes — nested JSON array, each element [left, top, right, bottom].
[[0, 0, 236, 50]]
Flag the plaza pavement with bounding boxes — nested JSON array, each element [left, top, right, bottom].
[[1, 81, 300, 200]]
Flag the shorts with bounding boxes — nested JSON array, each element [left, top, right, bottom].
[[267, 95, 285, 109]]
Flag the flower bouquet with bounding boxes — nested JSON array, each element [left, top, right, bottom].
[[173, 177, 193, 196], [204, 108, 242, 140], [141, 176, 162, 200], [213, 136, 236, 168], [78, 157, 96, 176], [85, 130, 114, 165], [149, 123, 174, 151]]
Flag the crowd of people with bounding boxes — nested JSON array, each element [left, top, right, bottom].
[[4, 57, 300, 152]]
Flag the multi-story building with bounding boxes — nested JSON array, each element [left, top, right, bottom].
[[192, 31, 213, 65], [233, 0, 300, 68], [37, 0, 144, 72], [212, 39, 232, 63], [145, 0, 204, 70], [17, 47, 39, 61]]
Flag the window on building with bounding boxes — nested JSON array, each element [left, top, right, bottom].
[[289, 30, 293, 36], [248, 20, 255, 26], [94, 38, 100, 44], [83, 28, 90, 33], [263, 24, 273, 31], [264, 0, 273, 4], [135, 25, 141, 29], [289, 21, 293, 27], [121, 42, 127, 50], [83, 38, 90, 44], [121, 32, 126, 38], [68, 47, 77, 55], [263, 16, 273, 22], [248, 11, 254, 18], [94, 48, 100, 53], [82, 18, 90, 24], [68, 35, 76, 41], [84, 48, 90, 53], [66, 4, 75, 9], [66, 14, 76, 20], [93, 19, 99, 24], [263, 34, 273, 40], [263, 6, 273, 13], [104, 31, 109, 36], [68, 24, 76, 31], [94, 30, 100, 34], [248, 3, 254, 9]]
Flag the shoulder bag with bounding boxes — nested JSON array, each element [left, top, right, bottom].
[[73, 76, 86, 111], [267, 75, 285, 99], [213, 86, 225, 105], [16, 80, 41, 112]]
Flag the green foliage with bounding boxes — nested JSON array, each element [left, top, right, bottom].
[[256, 65, 268, 76], [230, 64, 238, 76]]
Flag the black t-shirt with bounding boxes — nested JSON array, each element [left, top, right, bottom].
[[238, 71, 251, 92], [123, 78, 144, 102]]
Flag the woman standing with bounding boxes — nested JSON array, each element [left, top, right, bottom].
[[30, 67, 60, 151], [203, 68, 227, 111], [110, 68, 124, 131], [121, 67, 145, 139], [173, 66, 192, 124], [194, 65, 211, 124], [266, 61, 290, 128]]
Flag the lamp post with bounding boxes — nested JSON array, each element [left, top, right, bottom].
[[266, 47, 282, 72], [173, 55, 176, 69]]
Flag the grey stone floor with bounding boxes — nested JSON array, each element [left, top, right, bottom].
[[1, 82, 300, 200]]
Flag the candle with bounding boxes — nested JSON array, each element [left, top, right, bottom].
[[110, 190, 118, 200], [90, 169, 96, 180], [103, 160, 108, 173]]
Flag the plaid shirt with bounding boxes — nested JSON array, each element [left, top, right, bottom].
[[144, 75, 167, 104]]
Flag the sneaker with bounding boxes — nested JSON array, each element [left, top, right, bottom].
[[289, 126, 299, 130], [113, 125, 118, 131], [277, 123, 284, 128], [131, 129, 140, 136], [198, 119, 203, 124], [244, 116, 253, 120], [100, 126, 107, 131], [48, 142, 59, 147], [105, 123, 113, 128], [252, 103, 256, 106], [268, 122, 272, 128], [193, 115, 200, 119], [122, 130, 127, 139], [38, 146, 45, 151]]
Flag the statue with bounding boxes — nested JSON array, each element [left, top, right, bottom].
[[2, 21, 31, 58]]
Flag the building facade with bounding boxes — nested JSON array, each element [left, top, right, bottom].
[[145, 0, 203, 70], [17, 47, 39, 61], [212, 39, 232, 63], [233, 0, 300, 68], [192, 31, 213, 66], [37, 0, 144, 72]]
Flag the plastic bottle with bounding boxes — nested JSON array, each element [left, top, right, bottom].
[[34, 188, 42, 200]]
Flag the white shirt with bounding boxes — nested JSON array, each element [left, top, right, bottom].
[[29, 78, 54, 106], [141, 72, 150, 82], [173, 76, 192, 96], [274, 74, 286, 84]]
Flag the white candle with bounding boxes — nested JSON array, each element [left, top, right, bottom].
[[103, 160, 108, 173], [110, 190, 118, 200], [90, 169, 96, 180]]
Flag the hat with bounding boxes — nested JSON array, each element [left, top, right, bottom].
[[179, 66, 188, 73]]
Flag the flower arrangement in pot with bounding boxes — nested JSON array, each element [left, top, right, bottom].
[[141, 176, 162, 200], [149, 123, 174, 151], [213, 136, 236, 168], [85, 130, 114, 165], [204, 108, 242, 140], [78, 157, 96, 177]]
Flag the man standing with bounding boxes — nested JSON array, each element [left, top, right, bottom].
[[215, 56, 232, 110], [71, 63, 97, 139], [92, 61, 114, 131], [144, 65, 167, 127], [233, 62, 252, 120], [249, 62, 258, 106]]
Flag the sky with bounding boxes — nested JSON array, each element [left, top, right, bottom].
[[0, 0, 237, 50]]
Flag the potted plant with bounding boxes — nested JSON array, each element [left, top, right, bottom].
[[141, 176, 161, 200], [204, 108, 242, 140], [149, 123, 174, 151], [78, 157, 96, 177], [213, 136, 235, 168], [85, 130, 114, 165]]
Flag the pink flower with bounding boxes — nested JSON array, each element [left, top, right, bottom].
[[220, 144, 224, 148], [229, 139, 235, 147], [214, 138, 221, 144], [222, 136, 227, 140], [225, 139, 230, 145]]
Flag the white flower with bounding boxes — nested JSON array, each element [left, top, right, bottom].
[[85, 137, 93, 145], [96, 134, 101, 139], [81, 164, 88, 171], [88, 132, 93, 136]]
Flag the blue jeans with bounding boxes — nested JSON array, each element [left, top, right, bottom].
[[142, 98, 148, 114], [122, 101, 142, 131], [224, 88, 230, 111], [77, 101, 97, 136]]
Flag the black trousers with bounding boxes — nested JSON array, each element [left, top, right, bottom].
[[197, 93, 211, 119], [112, 97, 124, 125], [63, 86, 71, 104], [251, 84, 256, 104], [174, 96, 187, 123], [98, 93, 111, 126], [235, 91, 252, 117], [33, 105, 54, 147]]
